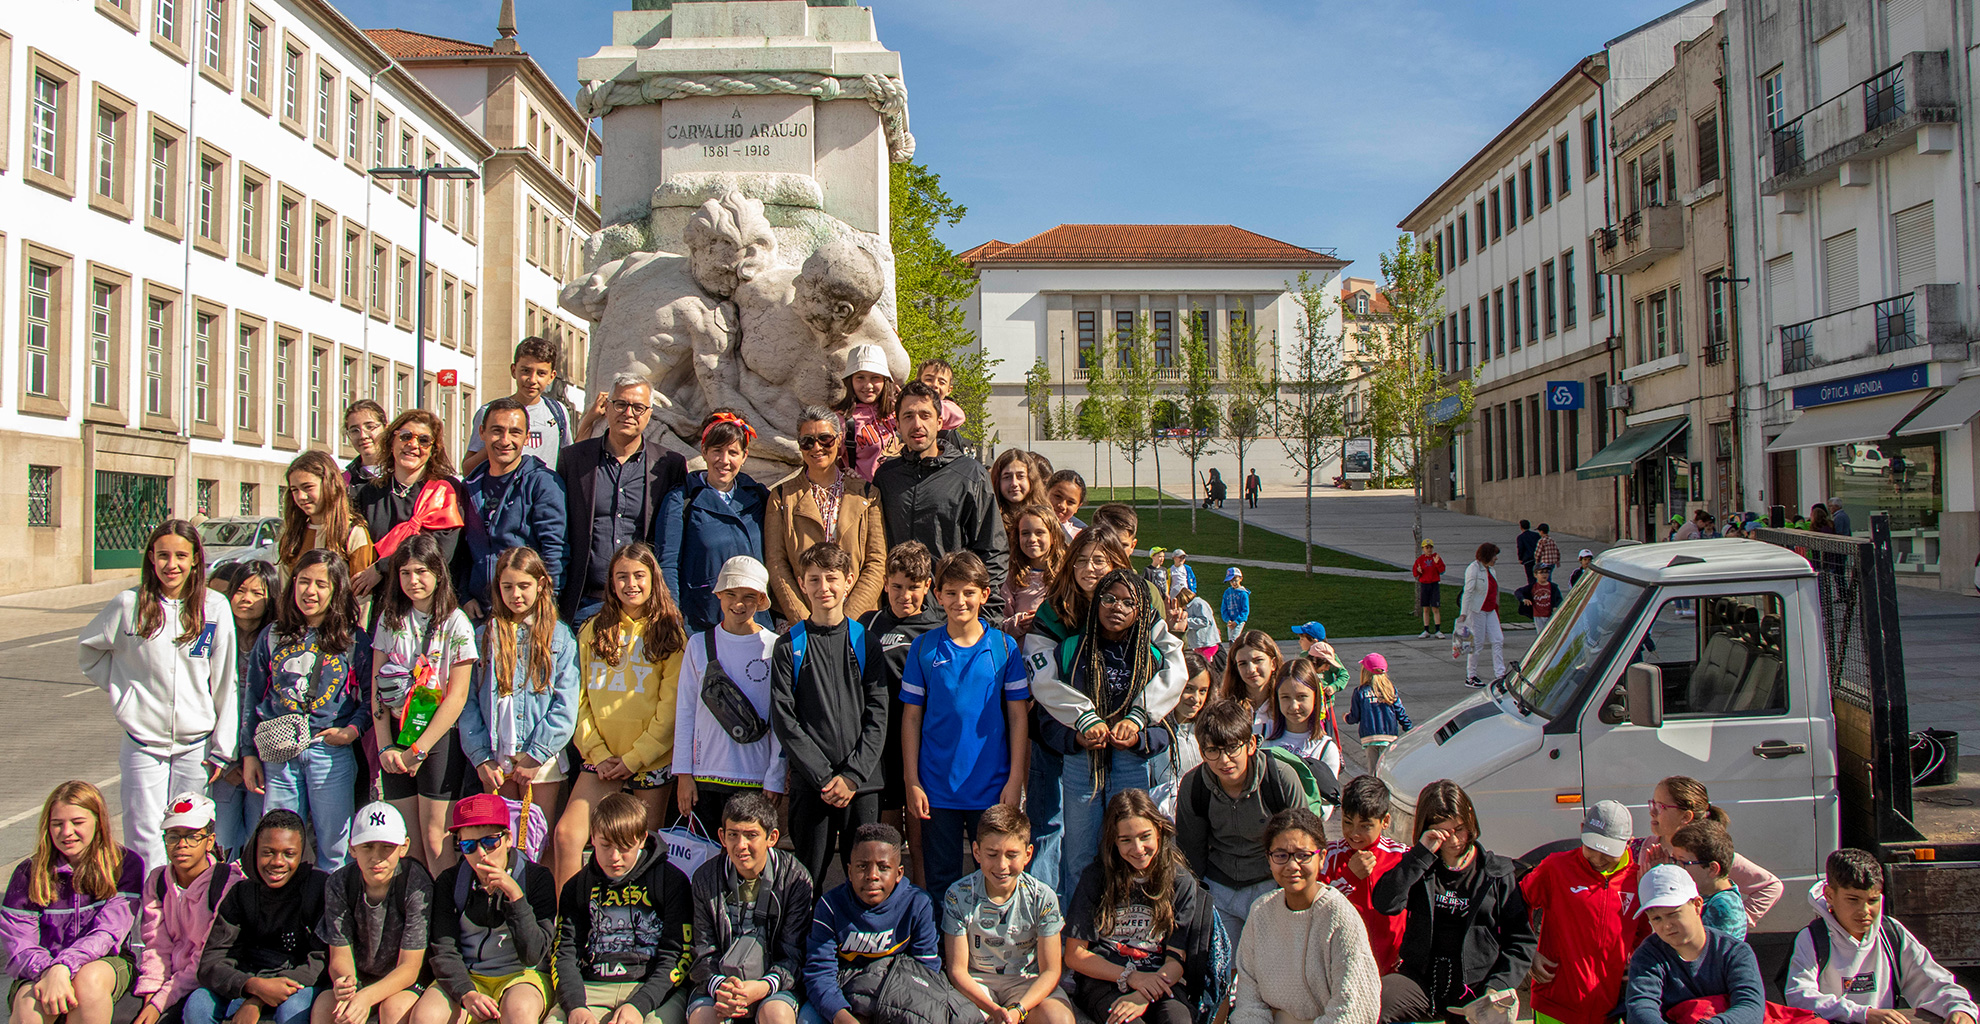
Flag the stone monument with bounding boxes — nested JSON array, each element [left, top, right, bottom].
[[564, 0, 915, 468]]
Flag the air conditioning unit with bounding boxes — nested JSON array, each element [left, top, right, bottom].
[[1606, 384, 1634, 409]]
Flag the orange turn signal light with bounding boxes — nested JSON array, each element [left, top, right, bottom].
[[1912, 848, 1936, 862], [1556, 793, 1582, 804]]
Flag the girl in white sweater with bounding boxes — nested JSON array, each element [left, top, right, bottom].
[[77, 520, 239, 872], [1232, 806, 1381, 1024]]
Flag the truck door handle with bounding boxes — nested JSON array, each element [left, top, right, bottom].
[[1752, 740, 1809, 758]]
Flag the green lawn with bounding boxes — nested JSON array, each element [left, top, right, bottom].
[[1078, 495, 1397, 572]]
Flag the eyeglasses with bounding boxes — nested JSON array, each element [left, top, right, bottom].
[[1647, 799, 1681, 814], [455, 834, 507, 855], [1073, 555, 1114, 570], [1670, 857, 1705, 868], [609, 399, 651, 415], [1097, 593, 1136, 609], [1269, 849, 1320, 866], [1200, 743, 1250, 763], [395, 431, 434, 450], [165, 830, 213, 846], [798, 433, 839, 451]]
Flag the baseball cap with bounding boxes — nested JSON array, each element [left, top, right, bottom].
[[714, 555, 770, 596], [1580, 799, 1632, 857], [1171, 549, 1187, 559], [1421, 539, 1435, 548], [1290, 621, 1327, 641], [1637, 864, 1700, 915], [161, 793, 216, 832], [447, 793, 512, 833], [350, 802, 409, 847], [844, 344, 891, 379], [1578, 548, 1594, 558], [1148, 547, 1166, 557], [1360, 652, 1387, 673], [1224, 567, 1242, 581]]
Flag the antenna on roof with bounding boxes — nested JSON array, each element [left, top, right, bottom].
[[494, 0, 519, 54]]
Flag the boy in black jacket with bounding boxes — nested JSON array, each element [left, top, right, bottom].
[[687, 792, 812, 1024], [190, 810, 327, 1024], [552, 793, 692, 1024], [414, 795, 559, 1024], [859, 541, 941, 880], [769, 542, 888, 886]]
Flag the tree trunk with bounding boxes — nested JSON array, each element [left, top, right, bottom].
[[1153, 444, 1164, 520], [1189, 456, 1199, 533], [1236, 449, 1246, 554], [1305, 470, 1314, 575]]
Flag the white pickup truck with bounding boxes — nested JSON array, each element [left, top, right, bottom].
[[1375, 517, 1976, 962]]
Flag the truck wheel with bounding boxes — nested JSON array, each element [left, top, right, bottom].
[[1514, 838, 1580, 875]]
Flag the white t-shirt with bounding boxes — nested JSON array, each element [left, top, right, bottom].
[[467, 397, 569, 463], [671, 625, 785, 792], [370, 608, 479, 710]]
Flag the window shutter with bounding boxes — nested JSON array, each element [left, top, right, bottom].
[[1696, 113, 1720, 185], [1821, 230, 1858, 312], [1888, 0, 1927, 58], [1767, 254, 1797, 324], [1893, 201, 1935, 293], [1814, 30, 1850, 101]]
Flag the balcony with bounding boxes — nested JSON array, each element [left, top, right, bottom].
[[1763, 51, 1957, 195], [1771, 284, 1965, 385], [1594, 203, 1684, 276]]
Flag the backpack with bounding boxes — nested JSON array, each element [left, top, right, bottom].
[[1774, 915, 1909, 1004], [837, 954, 971, 1024], [789, 619, 868, 680], [1189, 745, 1338, 821], [155, 862, 231, 914]]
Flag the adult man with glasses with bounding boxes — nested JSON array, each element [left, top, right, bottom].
[[556, 374, 686, 624]]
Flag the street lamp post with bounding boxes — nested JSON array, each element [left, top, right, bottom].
[[366, 164, 479, 409]]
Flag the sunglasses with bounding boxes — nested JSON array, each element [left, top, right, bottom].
[[165, 829, 214, 847], [395, 431, 434, 450], [455, 834, 507, 855], [798, 433, 839, 451]]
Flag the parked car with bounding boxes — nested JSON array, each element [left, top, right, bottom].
[[199, 516, 281, 571]]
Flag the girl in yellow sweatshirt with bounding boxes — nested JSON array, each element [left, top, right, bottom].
[[551, 541, 687, 889]]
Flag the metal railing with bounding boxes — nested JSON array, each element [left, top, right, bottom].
[[1772, 123, 1805, 177], [1781, 322, 1815, 373], [1864, 63, 1907, 131], [1875, 294, 1916, 353]]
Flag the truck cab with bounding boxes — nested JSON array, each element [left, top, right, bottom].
[[1378, 538, 1842, 929]]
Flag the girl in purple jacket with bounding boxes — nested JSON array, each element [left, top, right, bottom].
[[1, 781, 146, 1024]]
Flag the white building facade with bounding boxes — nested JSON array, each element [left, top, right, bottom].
[[1, 0, 492, 592], [1724, 0, 1978, 589]]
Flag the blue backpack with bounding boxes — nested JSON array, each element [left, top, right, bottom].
[[788, 619, 868, 679]]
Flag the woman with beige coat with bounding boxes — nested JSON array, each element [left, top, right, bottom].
[[763, 405, 889, 622]]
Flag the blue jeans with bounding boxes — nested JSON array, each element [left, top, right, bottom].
[[210, 777, 262, 859], [182, 985, 315, 1024], [1208, 877, 1277, 946], [921, 806, 982, 905], [262, 742, 359, 871], [1025, 743, 1062, 894], [1059, 748, 1152, 892]]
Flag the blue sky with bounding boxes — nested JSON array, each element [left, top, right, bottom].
[[339, 0, 1691, 277]]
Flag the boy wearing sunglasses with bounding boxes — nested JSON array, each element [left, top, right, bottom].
[[420, 795, 558, 1024]]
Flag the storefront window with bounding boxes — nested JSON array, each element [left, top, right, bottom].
[[1827, 434, 1942, 556]]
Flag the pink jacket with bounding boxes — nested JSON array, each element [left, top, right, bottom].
[[939, 398, 965, 431], [845, 404, 898, 483], [133, 859, 243, 1011]]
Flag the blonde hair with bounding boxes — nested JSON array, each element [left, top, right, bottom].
[[1362, 668, 1396, 704], [30, 782, 122, 906]]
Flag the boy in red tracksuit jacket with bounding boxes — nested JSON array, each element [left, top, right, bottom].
[[1319, 775, 1411, 972], [1520, 801, 1646, 1024], [1411, 541, 1446, 639]]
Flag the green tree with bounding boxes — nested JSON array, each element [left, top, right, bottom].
[[1111, 315, 1160, 510], [1367, 234, 1475, 547], [890, 161, 997, 444], [1277, 272, 1351, 574], [1023, 359, 1055, 441], [1170, 308, 1221, 534], [1220, 317, 1279, 554], [1076, 347, 1116, 490]]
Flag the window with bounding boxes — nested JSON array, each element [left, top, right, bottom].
[[1115, 310, 1135, 368], [244, 17, 266, 102], [1459, 306, 1473, 369], [1669, 285, 1682, 355], [1893, 201, 1936, 293], [200, 0, 224, 73], [145, 295, 170, 417], [440, 277, 456, 344], [27, 467, 55, 528], [276, 191, 299, 281], [345, 90, 363, 163], [1543, 260, 1558, 336], [1492, 288, 1505, 357], [239, 483, 256, 516], [1560, 247, 1576, 326], [88, 277, 119, 408], [310, 207, 333, 294], [1074, 309, 1097, 367], [1496, 405, 1511, 481], [92, 99, 127, 209], [236, 319, 259, 432], [1640, 593, 1789, 717], [370, 239, 387, 315], [1696, 112, 1720, 186], [1548, 409, 1561, 474], [25, 261, 57, 399], [1529, 397, 1543, 476], [155, 0, 178, 44], [1444, 225, 1456, 274], [1583, 113, 1601, 178], [1639, 149, 1664, 208], [1520, 163, 1534, 220], [1509, 401, 1524, 478], [1525, 271, 1538, 342], [193, 309, 216, 425], [1457, 213, 1469, 261], [1589, 239, 1605, 317], [195, 151, 222, 246], [1489, 188, 1502, 239], [1761, 69, 1785, 130], [196, 479, 215, 516], [1822, 229, 1859, 312], [1481, 413, 1494, 482], [1705, 274, 1729, 364], [146, 122, 182, 233], [1508, 281, 1521, 351], [314, 69, 333, 144], [309, 344, 326, 444], [341, 225, 362, 305], [281, 44, 301, 125], [273, 330, 293, 439], [1503, 178, 1517, 234], [395, 251, 412, 326], [1539, 150, 1552, 207], [1474, 200, 1487, 248], [1556, 136, 1572, 195], [29, 70, 67, 186], [394, 367, 408, 415], [1565, 407, 1579, 470], [462, 180, 477, 239], [237, 168, 265, 268]]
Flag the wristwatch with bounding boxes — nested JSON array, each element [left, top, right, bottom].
[[407, 744, 427, 762], [1005, 1002, 1028, 1023]]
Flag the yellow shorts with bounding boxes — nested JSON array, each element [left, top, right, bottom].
[[468, 970, 549, 1004]]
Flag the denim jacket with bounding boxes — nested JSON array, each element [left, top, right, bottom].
[[459, 618, 580, 768]]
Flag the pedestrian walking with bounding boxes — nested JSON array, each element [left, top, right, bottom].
[[1514, 521, 1540, 588], [1244, 471, 1261, 509], [1458, 543, 1506, 688], [1533, 524, 1561, 577]]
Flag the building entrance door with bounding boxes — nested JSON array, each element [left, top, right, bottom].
[[93, 471, 172, 570]]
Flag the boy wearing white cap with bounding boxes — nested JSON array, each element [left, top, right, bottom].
[[317, 802, 431, 1024], [133, 795, 244, 1024], [1622, 864, 1765, 1024], [672, 556, 787, 836]]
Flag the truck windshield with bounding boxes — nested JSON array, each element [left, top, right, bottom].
[[1507, 573, 1646, 721]]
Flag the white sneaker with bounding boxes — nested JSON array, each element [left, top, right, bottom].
[[1435, 630, 1446, 639], [1464, 676, 1486, 688], [1418, 629, 1432, 639]]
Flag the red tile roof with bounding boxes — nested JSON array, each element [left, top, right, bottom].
[[954, 239, 1011, 262], [365, 28, 496, 59], [961, 224, 1343, 267], [1340, 278, 1393, 315]]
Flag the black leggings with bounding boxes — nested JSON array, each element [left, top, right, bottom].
[[1379, 970, 1471, 1024], [1073, 976, 1191, 1024], [787, 788, 879, 888]]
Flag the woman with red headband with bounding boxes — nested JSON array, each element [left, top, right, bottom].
[[655, 408, 773, 633]]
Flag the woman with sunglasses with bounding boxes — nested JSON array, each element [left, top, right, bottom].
[[353, 410, 468, 605], [763, 406, 887, 624]]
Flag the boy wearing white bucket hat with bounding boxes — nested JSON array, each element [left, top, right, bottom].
[[672, 556, 787, 835]]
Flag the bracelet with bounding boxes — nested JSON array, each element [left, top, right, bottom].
[[1004, 1002, 1028, 1023], [1116, 962, 1136, 992]]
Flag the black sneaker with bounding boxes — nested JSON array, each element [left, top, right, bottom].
[[1464, 676, 1486, 688]]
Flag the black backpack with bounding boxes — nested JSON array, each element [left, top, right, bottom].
[[154, 863, 230, 914], [838, 955, 973, 1024], [1775, 915, 1909, 1004]]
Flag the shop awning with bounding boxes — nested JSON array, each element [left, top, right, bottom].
[[1763, 391, 1936, 452], [1899, 376, 1980, 435], [1576, 417, 1688, 479]]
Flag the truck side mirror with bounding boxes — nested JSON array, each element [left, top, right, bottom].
[[1627, 662, 1664, 729]]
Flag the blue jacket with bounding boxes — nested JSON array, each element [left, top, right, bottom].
[[458, 618, 580, 769], [240, 627, 372, 757], [1345, 683, 1412, 743], [657, 471, 770, 634], [460, 455, 568, 608], [1220, 585, 1250, 624], [1623, 928, 1764, 1024], [803, 881, 939, 1021]]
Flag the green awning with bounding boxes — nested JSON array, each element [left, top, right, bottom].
[[1576, 417, 1688, 479]]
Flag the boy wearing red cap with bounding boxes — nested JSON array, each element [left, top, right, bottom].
[[413, 795, 559, 1024]]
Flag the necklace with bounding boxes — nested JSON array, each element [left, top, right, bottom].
[[392, 477, 414, 499]]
